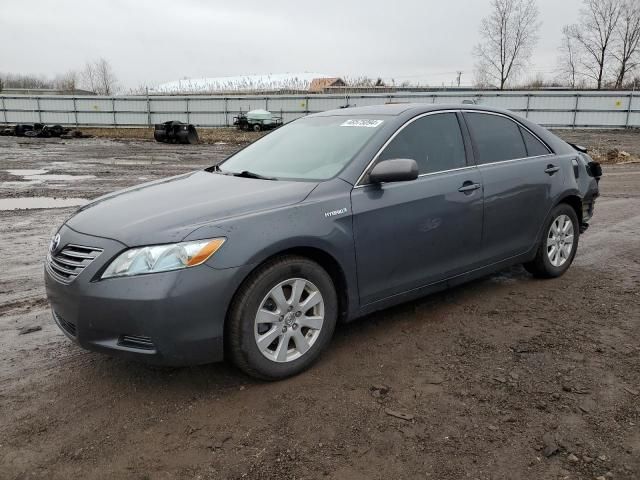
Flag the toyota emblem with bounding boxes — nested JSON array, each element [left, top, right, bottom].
[[49, 233, 61, 254]]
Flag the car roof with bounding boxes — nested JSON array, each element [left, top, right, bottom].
[[310, 103, 419, 116], [310, 103, 514, 117]]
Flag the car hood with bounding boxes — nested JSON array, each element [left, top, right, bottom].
[[66, 171, 318, 246]]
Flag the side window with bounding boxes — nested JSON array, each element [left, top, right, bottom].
[[378, 113, 466, 175], [465, 112, 527, 164], [520, 127, 550, 157]]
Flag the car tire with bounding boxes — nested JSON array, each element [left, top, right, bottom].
[[253, 124, 262, 132], [524, 203, 579, 278], [226, 255, 338, 380]]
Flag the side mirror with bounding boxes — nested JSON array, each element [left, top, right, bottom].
[[368, 158, 419, 184]]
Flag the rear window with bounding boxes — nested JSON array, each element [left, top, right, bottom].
[[465, 112, 527, 164], [520, 127, 550, 157]]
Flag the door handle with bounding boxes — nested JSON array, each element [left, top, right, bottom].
[[544, 164, 560, 175], [458, 182, 481, 193]]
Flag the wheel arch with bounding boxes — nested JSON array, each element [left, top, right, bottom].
[[555, 193, 583, 225], [278, 246, 349, 322], [530, 192, 583, 256], [225, 245, 351, 331]]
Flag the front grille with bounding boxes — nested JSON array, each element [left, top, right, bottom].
[[53, 310, 77, 337], [46, 244, 103, 284], [118, 335, 156, 351]]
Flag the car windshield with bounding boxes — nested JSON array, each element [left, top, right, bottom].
[[218, 116, 385, 180]]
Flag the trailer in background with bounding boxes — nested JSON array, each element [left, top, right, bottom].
[[233, 109, 283, 132]]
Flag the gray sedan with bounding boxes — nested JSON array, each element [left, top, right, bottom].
[[45, 104, 601, 379]]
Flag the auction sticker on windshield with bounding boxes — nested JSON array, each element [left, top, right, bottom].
[[340, 119, 384, 128]]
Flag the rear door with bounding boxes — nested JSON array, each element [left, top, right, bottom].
[[351, 111, 484, 305], [463, 111, 562, 263]]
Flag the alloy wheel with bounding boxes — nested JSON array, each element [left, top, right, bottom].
[[254, 278, 325, 363], [546, 214, 574, 267]]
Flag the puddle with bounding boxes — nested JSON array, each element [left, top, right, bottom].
[[102, 159, 167, 165], [24, 174, 95, 181], [0, 197, 88, 210], [1, 181, 42, 188], [6, 169, 48, 176], [5, 169, 95, 182]]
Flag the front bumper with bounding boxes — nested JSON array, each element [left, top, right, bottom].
[[44, 225, 252, 366]]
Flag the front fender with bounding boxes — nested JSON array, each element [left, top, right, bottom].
[[184, 184, 359, 317]]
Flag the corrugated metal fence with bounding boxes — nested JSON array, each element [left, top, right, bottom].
[[1, 90, 638, 128]]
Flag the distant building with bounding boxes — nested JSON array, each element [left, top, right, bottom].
[[150, 73, 342, 95], [0, 88, 96, 96], [308, 77, 347, 93]]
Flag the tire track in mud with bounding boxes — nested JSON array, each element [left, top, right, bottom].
[[0, 296, 49, 316]]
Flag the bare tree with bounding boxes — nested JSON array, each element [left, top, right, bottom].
[[53, 70, 79, 91], [94, 58, 118, 95], [626, 75, 640, 89], [80, 61, 97, 93], [613, 0, 640, 88], [557, 26, 580, 88], [81, 58, 118, 95], [473, 67, 493, 88], [564, 0, 621, 89], [343, 76, 379, 87], [1, 73, 52, 89], [128, 84, 151, 95], [473, 0, 541, 90]]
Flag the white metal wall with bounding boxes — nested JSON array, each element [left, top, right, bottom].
[[1, 91, 638, 128]]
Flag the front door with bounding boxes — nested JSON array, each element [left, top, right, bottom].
[[351, 112, 484, 306]]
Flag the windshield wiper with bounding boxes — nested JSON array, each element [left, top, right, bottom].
[[205, 164, 231, 174], [205, 165, 276, 180], [231, 170, 277, 180]]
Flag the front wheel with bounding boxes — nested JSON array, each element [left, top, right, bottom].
[[226, 256, 338, 380], [524, 203, 579, 278]]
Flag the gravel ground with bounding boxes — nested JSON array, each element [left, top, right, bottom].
[[0, 131, 639, 480], [556, 129, 640, 164]]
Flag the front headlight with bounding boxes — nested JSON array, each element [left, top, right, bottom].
[[101, 238, 225, 279]]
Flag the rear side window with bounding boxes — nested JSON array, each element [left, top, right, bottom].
[[378, 113, 466, 175], [520, 127, 550, 156], [465, 112, 527, 164]]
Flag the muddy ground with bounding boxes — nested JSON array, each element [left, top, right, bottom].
[[78, 127, 266, 145], [0, 130, 639, 480]]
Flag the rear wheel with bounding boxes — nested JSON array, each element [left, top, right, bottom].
[[524, 203, 579, 278], [226, 256, 337, 380]]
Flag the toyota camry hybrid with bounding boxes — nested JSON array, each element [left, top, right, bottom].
[[45, 104, 601, 380]]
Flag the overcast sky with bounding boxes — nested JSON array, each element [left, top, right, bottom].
[[1, 0, 584, 89]]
